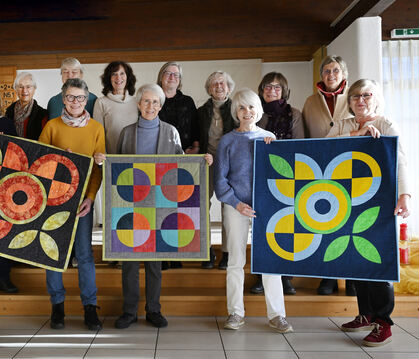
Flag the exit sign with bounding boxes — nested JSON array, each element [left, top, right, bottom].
[[391, 28, 419, 38]]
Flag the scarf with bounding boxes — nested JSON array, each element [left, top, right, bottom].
[[14, 99, 34, 137], [316, 80, 346, 117], [61, 108, 90, 128], [262, 99, 293, 140]]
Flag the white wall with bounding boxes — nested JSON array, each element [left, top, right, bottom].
[[262, 62, 313, 111], [21, 59, 264, 109], [21, 59, 313, 112], [327, 16, 382, 84]]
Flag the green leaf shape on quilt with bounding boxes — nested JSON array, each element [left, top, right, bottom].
[[8, 230, 38, 249], [41, 212, 70, 231], [353, 235, 381, 264], [352, 206, 380, 234], [39, 232, 59, 261], [269, 154, 294, 178], [323, 235, 350, 262]]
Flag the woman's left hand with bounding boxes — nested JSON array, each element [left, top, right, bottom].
[[394, 193, 410, 218], [78, 198, 93, 217], [264, 137, 275, 144], [204, 153, 213, 166], [94, 153, 106, 165]]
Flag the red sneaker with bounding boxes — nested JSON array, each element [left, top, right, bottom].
[[341, 315, 374, 332], [362, 319, 392, 347]]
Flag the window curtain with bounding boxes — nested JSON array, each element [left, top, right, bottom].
[[382, 40, 419, 236]]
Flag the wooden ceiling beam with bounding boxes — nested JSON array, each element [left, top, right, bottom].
[[331, 0, 396, 39]]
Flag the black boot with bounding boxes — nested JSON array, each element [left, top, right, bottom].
[[282, 277, 296, 295], [317, 279, 338, 295], [250, 274, 264, 294], [84, 305, 102, 330], [0, 278, 18, 293], [202, 247, 216, 269], [345, 280, 357, 296], [218, 252, 228, 270], [50, 302, 65, 329]]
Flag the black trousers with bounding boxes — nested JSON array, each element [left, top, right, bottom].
[[354, 280, 394, 325], [0, 257, 12, 280], [121, 261, 162, 315]]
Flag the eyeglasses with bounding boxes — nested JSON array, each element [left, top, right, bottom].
[[163, 71, 181, 78], [264, 84, 282, 91], [350, 93, 373, 101], [65, 94, 87, 102], [322, 68, 341, 76], [141, 99, 160, 107]]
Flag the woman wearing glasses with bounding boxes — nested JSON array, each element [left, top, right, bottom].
[[302, 55, 352, 139], [93, 61, 138, 154], [6, 72, 47, 140], [326, 79, 410, 346], [157, 62, 199, 269], [302, 55, 355, 296], [250, 71, 304, 295], [39, 78, 105, 331]]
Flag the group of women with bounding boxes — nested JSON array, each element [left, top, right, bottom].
[[0, 55, 409, 347]]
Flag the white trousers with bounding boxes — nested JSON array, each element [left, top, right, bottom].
[[223, 204, 286, 320]]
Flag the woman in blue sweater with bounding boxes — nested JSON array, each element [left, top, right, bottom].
[[214, 88, 292, 332]]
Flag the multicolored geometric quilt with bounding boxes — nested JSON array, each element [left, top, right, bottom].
[[252, 136, 399, 281], [103, 155, 209, 261], [0, 135, 93, 272]]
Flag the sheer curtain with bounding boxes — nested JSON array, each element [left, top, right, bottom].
[[382, 40, 419, 236]]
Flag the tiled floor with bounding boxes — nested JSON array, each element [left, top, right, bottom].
[[0, 316, 418, 358]]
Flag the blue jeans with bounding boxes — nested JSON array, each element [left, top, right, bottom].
[[46, 208, 97, 306]]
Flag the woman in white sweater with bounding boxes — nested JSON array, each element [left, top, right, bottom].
[[93, 61, 138, 154]]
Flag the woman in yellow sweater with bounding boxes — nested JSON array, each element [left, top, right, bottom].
[[39, 78, 105, 331]]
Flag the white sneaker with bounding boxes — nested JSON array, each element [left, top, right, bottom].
[[224, 313, 245, 330], [269, 316, 293, 333]]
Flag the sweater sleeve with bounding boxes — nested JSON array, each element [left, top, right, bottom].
[[291, 108, 305, 139], [38, 121, 52, 143], [214, 136, 240, 209], [85, 124, 106, 201]]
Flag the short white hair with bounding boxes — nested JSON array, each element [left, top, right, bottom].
[[136, 84, 166, 107], [13, 72, 37, 90], [60, 57, 84, 74], [230, 88, 263, 124]]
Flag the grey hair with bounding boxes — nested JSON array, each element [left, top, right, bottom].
[[60, 57, 84, 74], [204, 71, 236, 97], [13, 72, 37, 90], [347, 79, 385, 116], [320, 55, 348, 80], [230, 88, 264, 124], [61, 78, 89, 98], [136, 84, 166, 107], [157, 62, 183, 90]]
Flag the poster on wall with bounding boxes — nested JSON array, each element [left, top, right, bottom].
[[0, 135, 93, 272], [103, 155, 209, 261], [252, 136, 399, 282]]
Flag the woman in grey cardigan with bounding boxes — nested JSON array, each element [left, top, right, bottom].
[[95, 84, 212, 329]]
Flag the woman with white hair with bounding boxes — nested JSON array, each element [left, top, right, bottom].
[[5, 72, 47, 140], [198, 71, 237, 269], [214, 88, 292, 333], [95, 83, 212, 329], [327, 79, 410, 347], [47, 57, 97, 120]]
